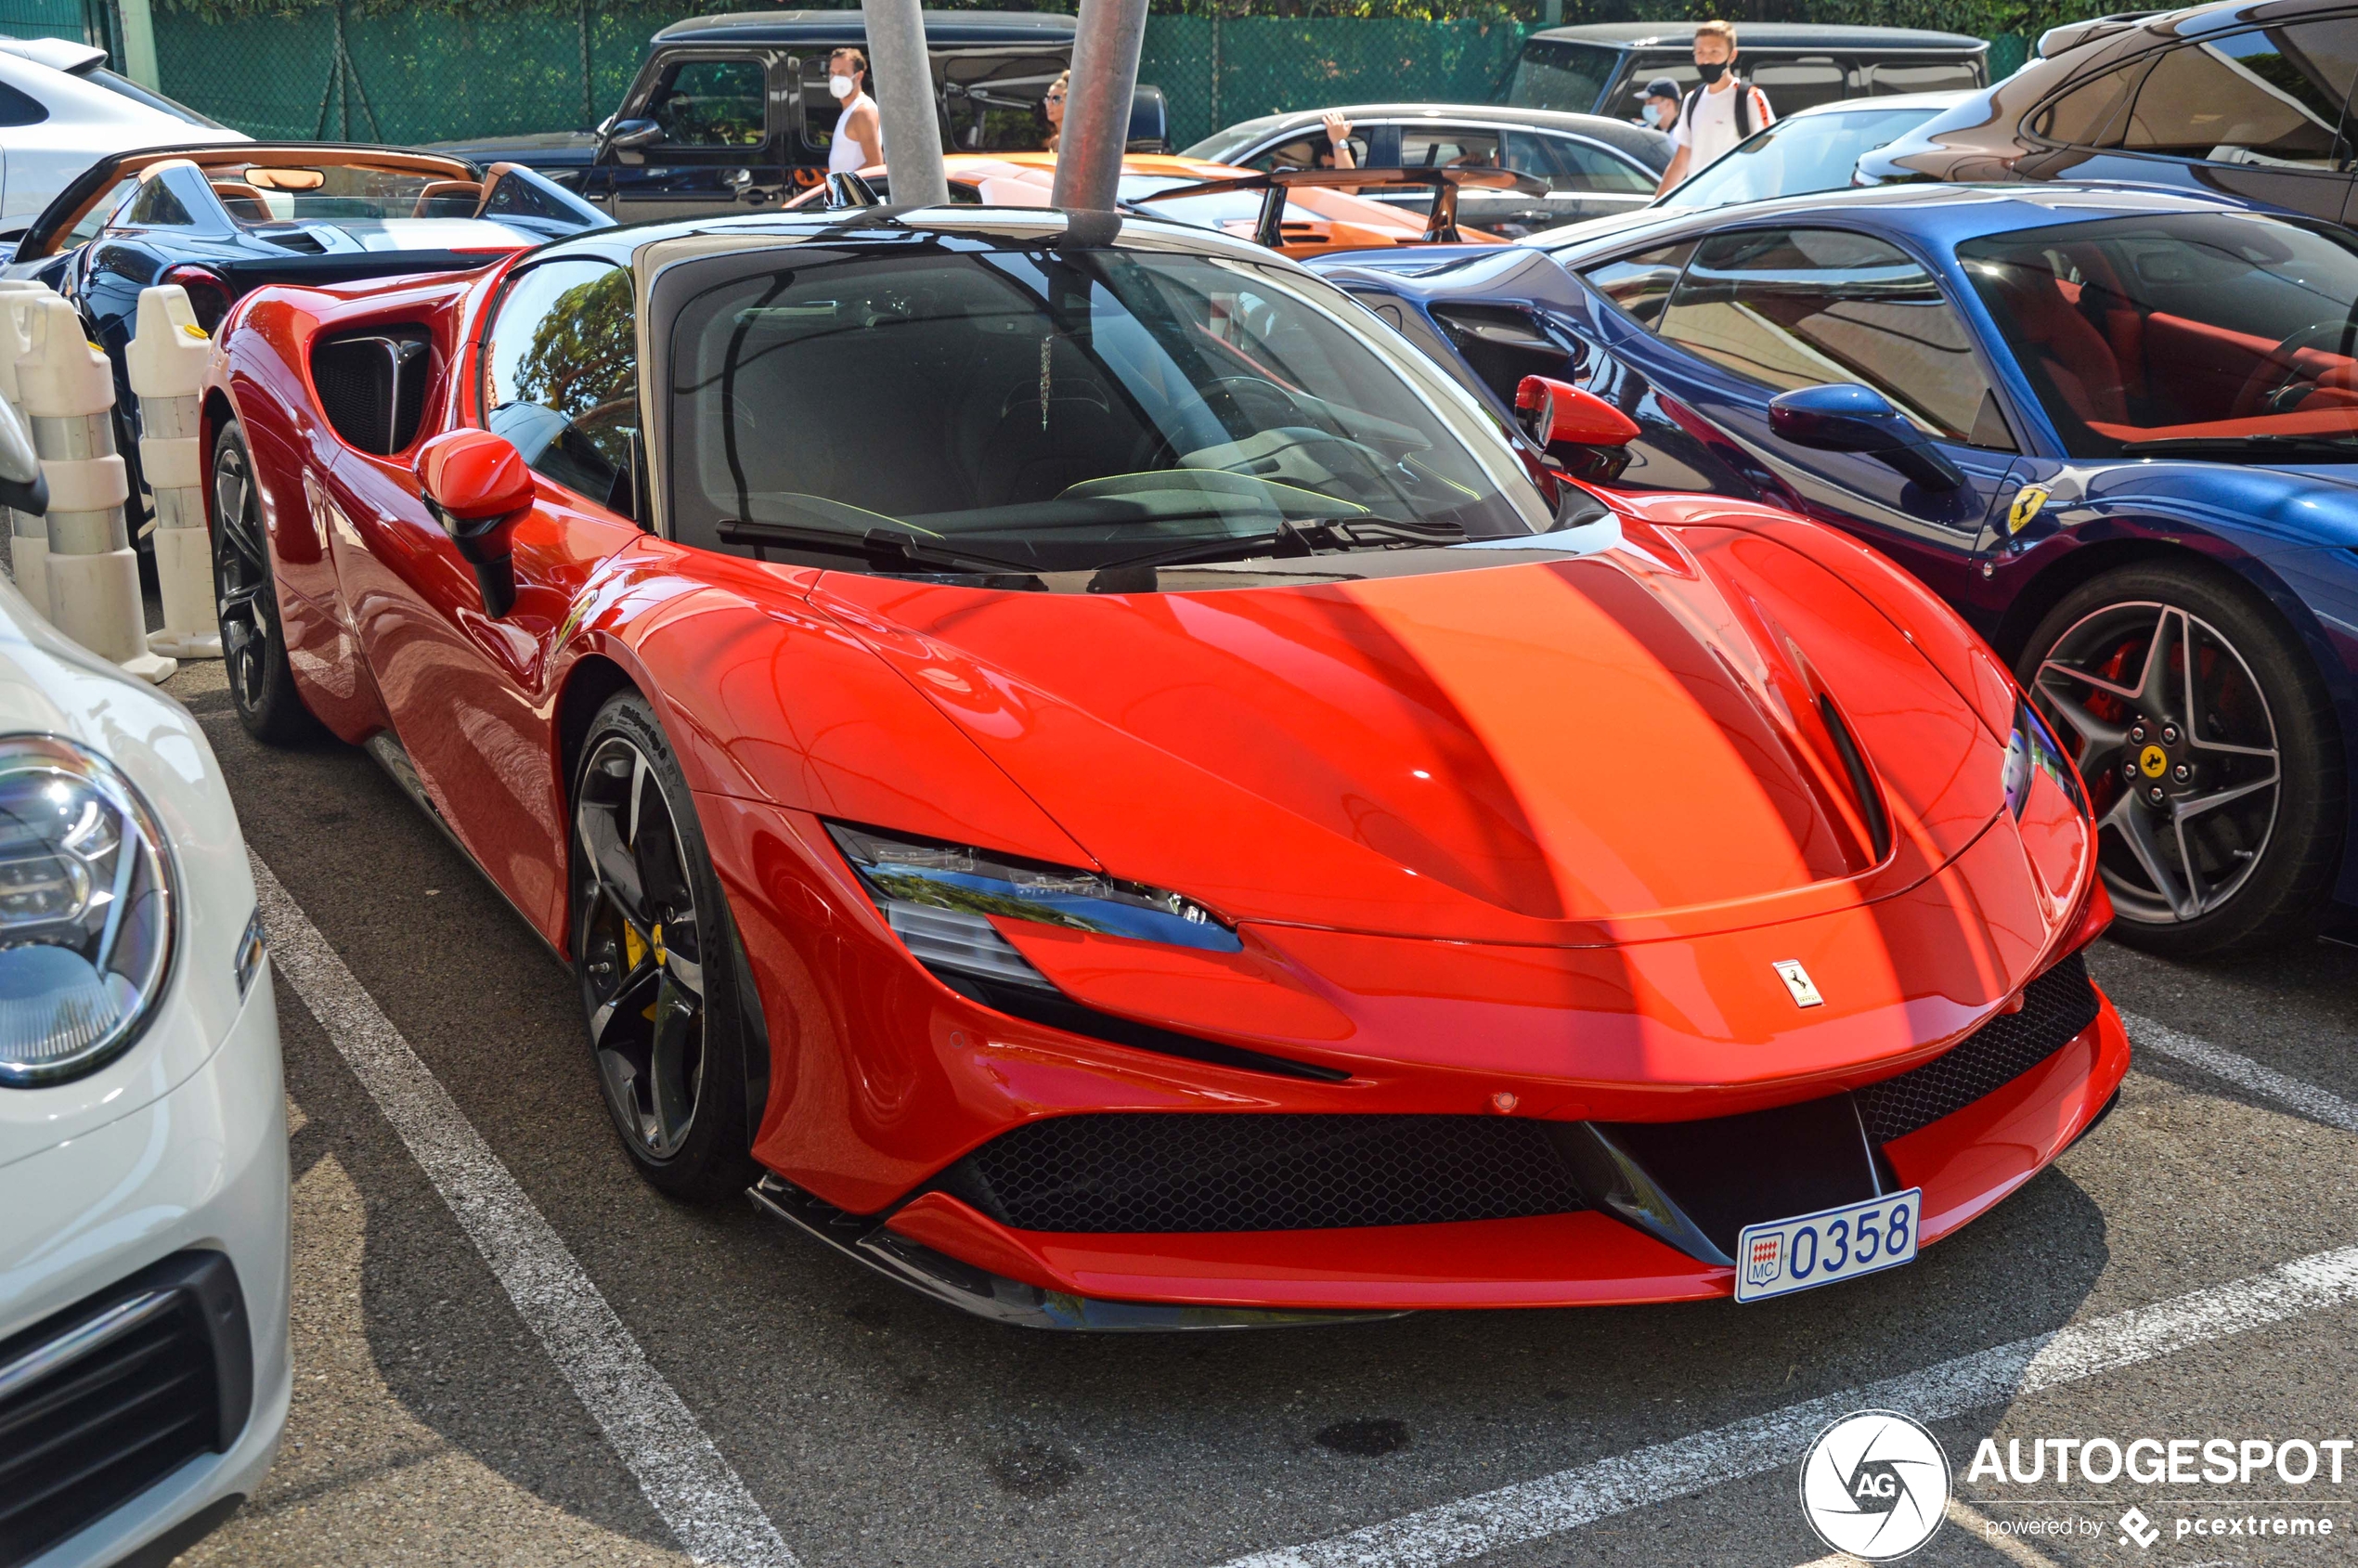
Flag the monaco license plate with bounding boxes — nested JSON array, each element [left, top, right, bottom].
[[1734, 1188, 1922, 1303]]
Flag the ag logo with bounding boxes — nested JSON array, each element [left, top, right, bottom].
[[2139, 745, 2169, 778], [1798, 1410, 1950, 1560]]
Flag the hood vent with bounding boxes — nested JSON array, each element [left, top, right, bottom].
[[1818, 693, 1891, 863]]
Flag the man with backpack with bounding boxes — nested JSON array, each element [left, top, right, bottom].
[[1652, 20, 1775, 195]]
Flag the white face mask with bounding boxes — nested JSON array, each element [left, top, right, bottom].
[[829, 74, 856, 100], [1647, 103, 1674, 128]]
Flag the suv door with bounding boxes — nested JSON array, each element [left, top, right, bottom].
[[2024, 19, 2358, 224], [602, 50, 785, 223], [1579, 225, 2022, 600]]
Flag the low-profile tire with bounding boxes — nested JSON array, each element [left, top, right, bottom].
[[2015, 560, 2345, 960], [211, 420, 322, 745], [569, 690, 761, 1203]]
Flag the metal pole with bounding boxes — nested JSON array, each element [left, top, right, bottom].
[[862, 0, 947, 209], [1209, 16, 1221, 136], [579, 0, 595, 132], [1052, 0, 1150, 212]]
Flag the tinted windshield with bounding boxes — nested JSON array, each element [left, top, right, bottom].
[[206, 163, 483, 227], [1509, 40, 1618, 114], [1959, 214, 2358, 458], [1665, 105, 1940, 208], [667, 246, 1554, 572]]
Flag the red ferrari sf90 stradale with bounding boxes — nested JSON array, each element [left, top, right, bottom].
[[202, 205, 2126, 1327]]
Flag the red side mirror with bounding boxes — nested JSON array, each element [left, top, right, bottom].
[[1515, 375, 1640, 448], [414, 428, 534, 616]]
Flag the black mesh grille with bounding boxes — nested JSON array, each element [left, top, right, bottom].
[[311, 329, 430, 455], [0, 1253, 247, 1568], [1857, 952, 2101, 1143], [946, 1114, 1587, 1234]]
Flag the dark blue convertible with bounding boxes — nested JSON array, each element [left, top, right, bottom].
[[1313, 184, 2358, 957]]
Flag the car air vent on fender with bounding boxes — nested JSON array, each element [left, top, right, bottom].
[[263, 228, 328, 254], [312, 327, 432, 456], [1817, 693, 1891, 863], [1429, 303, 1583, 405]]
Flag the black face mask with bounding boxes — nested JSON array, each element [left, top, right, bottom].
[[1696, 59, 1728, 84]]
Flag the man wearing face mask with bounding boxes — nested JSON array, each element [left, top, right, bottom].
[[1635, 78, 1680, 134], [825, 47, 884, 175], [1653, 21, 1772, 196]]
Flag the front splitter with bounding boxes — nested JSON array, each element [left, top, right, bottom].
[[746, 1174, 1408, 1332]]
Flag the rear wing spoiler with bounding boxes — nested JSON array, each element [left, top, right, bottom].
[[1127, 166, 1548, 248]]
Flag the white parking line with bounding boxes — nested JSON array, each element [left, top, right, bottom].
[[2120, 1011, 2358, 1133], [1215, 1245, 2358, 1568], [251, 851, 798, 1568]]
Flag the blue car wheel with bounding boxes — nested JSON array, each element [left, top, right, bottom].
[[2017, 563, 2347, 958]]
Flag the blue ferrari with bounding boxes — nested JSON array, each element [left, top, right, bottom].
[[1313, 185, 2358, 957]]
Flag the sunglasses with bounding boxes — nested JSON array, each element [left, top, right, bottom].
[[1044, 91, 1066, 101]]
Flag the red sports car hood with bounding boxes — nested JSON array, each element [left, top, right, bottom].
[[806, 520, 2014, 944]]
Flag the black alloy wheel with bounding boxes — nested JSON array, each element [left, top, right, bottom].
[[2018, 564, 2345, 959], [570, 691, 759, 1202], [210, 421, 321, 745]]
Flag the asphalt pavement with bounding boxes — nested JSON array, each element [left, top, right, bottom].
[[148, 649, 2358, 1568]]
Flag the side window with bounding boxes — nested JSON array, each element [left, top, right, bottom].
[[1869, 59, 1983, 95], [1401, 125, 1500, 168], [644, 57, 768, 149], [121, 176, 196, 230], [0, 82, 45, 128], [71, 176, 139, 244], [2030, 60, 2147, 147], [1247, 128, 1370, 170], [2121, 25, 2358, 167], [1577, 240, 1696, 328], [1517, 132, 1656, 194], [1751, 57, 1851, 117], [1658, 227, 2015, 449], [484, 262, 641, 515]]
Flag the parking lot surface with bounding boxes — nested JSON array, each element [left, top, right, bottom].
[[152, 652, 2358, 1568]]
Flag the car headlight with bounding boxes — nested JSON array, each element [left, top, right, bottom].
[[826, 823, 1239, 989], [2005, 697, 2088, 820], [0, 737, 175, 1087]]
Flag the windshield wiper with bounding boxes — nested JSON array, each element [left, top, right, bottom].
[[2118, 433, 2358, 462], [1095, 515, 1467, 574], [719, 519, 1041, 576]]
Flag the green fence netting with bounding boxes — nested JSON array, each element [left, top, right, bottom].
[[0, 0, 95, 45], [144, 7, 2041, 152]]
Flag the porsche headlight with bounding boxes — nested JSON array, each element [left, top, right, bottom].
[[827, 823, 1239, 988], [2004, 697, 2088, 820], [0, 737, 175, 1086]]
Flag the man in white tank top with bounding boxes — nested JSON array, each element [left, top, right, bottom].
[[826, 47, 884, 174]]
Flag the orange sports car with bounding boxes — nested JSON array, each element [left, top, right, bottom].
[[202, 201, 2124, 1327], [789, 150, 1504, 255]]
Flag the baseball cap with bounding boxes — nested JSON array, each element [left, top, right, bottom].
[[1642, 76, 1680, 100]]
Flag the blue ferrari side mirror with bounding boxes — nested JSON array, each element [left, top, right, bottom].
[[1768, 383, 1965, 492]]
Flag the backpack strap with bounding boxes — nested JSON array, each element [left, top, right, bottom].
[[1680, 84, 1703, 133], [1734, 76, 1753, 138]]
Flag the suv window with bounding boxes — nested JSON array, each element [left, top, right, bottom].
[[1868, 59, 1982, 95], [1637, 53, 1859, 119], [484, 261, 641, 514], [645, 57, 768, 149], [1658, 227, 2014, 448], [1509, 39, 1621, 114], [2120, 22, 2358, 167], [2032, 59, 2146, 145], [1578, 240, 1695, 327]]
